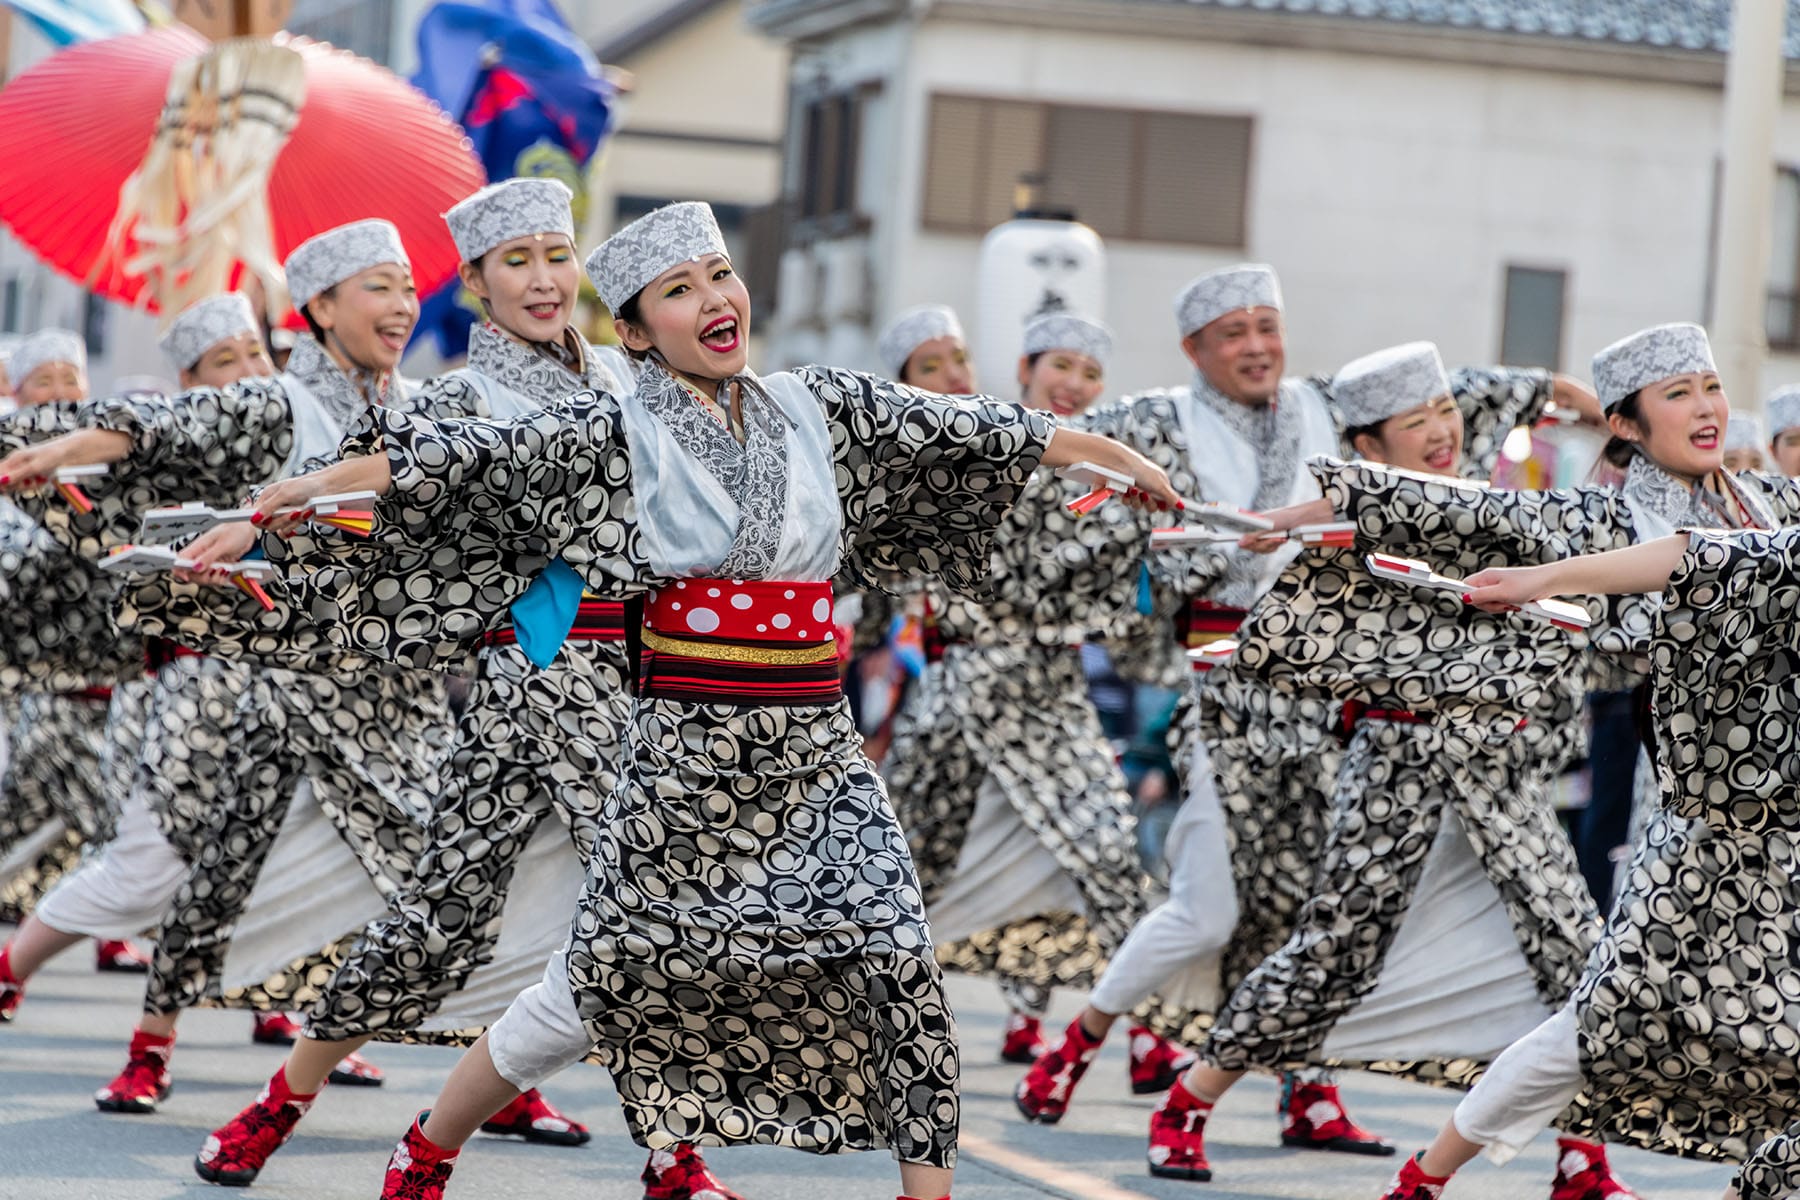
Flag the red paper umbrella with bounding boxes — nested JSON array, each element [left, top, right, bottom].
[[0, 27, 485, 319]]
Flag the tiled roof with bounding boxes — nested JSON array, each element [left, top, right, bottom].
[[1154, 1, 1800, 56]]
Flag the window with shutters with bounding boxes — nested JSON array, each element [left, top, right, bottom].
[[920, 95, 1252, 246], [1500, 265, 1567, 370], [1767, 166, 1800, 351], [795, 87, 872, 234]]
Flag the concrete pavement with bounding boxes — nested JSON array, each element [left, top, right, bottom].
[[0, 949, 1738, 1200]]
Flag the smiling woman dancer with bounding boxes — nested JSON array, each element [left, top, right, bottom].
[[1364, 526, 1800, 1200], [189, 179, 737, 1200], [0, 221, 451, 1115], [248, 200, 1178, 1200], [886, 310, 1201, 1090], [1149, 323, 1792, 1200]]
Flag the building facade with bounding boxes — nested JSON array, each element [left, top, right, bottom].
[[749, 0, 1800, 399]]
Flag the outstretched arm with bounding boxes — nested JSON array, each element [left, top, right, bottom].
[[1040, 426, 1181, 511], [250, 453, 393, 536], [0, 428, 131, 487], [1462, 534, 1690, 608]]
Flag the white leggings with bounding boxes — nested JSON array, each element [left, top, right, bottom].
[[35, 787, 187, 940], [485, 946, 597, 1091], [1452, 1003, 1585, 1164], [1089, 738, 1239, 1015]]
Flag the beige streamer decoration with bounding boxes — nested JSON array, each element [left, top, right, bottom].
[[105, 38, 305, 326]]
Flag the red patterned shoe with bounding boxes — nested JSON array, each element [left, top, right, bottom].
[[193, 1065, 318, 1185], [1146, 1083, 1213, 1182], [95, 939, 152, 973], [0, 944, 23, 1023], [380, 1113, 459, 1200], [1550, 1138, 1639, 1200], [1280, 1077, 1395, 1156], [1015, 1016, 1103, 1124], [251, 1012, 303, 1045], [479, 1088, 592, 1147], [95, 1028, 174, 1114], [1378, 1151, 1451, 1199], [642, 1144, 746, 1200], [1128, 1026, 1196, 1095], [999, 1012, 1045, 1064], [327, 1049, 384, 1087]]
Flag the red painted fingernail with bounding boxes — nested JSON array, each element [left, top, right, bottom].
[[1175, 499, 1185, 511], [250, 511, 264, 524], [1461, 593, 1472, 603]]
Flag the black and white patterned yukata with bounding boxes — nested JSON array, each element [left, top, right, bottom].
[[1199, 452, 1796, 1092], [20, 374, 288, 943], [84, 341, 451, 1018], [1593, 528, 1800, 1195], [0, 401, 153, 913], [1434, 509, 1800, 1200], [272, 360, 1052, 1167], [1082, 367, 1557, 1045], [302, 323, 638, 1044], [884, 454, 1216, 1012]]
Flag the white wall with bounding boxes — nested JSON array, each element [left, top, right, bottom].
[[587, 2, 788, 243], [772, 14, 1800, 402]]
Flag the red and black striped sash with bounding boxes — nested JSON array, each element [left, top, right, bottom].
[[483, 598, 629, 647]]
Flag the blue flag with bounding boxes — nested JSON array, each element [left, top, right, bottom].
[[1, 0, 142, 45], [412, 0, 617, 357]]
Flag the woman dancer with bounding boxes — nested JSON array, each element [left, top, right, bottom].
[[1765, 385, 1800, 476], [887, 311, 1198, 1089], [0, 223, 450, 1111], [191, 180, 736, 1199], [0, 328, 151, 973], [879, 304, 975, 395], [1380, 525, 1800, 1200], [1153, 325, 1780, 1197], [247, 200, 1176, 1200]]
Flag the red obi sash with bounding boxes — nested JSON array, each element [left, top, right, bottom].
[[1177, 598, 1249, 650], [484, 598, 628, 648], [638, 579, 842, 707], [1339, 699, 1429, 737], [145, 639, 202, 672]]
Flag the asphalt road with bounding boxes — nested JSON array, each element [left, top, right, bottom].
[[0, 947, 1737, 1200]]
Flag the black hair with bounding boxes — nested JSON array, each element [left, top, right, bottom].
[[1015, 350, 1046, 400], [614, 290, 650, 361], [1601, 388, 1644, 470], [461, 252, 498, 322], [297, 283, 338, 344], [1344, 419, 1385, 451]]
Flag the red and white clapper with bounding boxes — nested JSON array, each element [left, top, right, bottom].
[[51, 463, 106, 513], [1364, 553, 1591, 632], [1290, 522, 1356, 548], [1150, 519, 1352, 551], [1186, 638, 1238, 670], [1056, 462, 1143, 515], [136, 490, 378, 544], [99, 543, 279, 610]]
